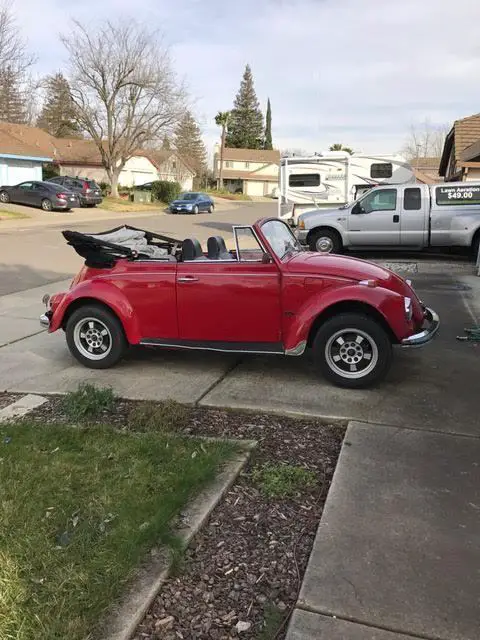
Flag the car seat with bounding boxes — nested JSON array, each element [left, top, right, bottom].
[[182, 238, 205, 260], [207, 236, 234, 260]]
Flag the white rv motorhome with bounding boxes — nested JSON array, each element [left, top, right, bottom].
[[278, 152, 414, 225]]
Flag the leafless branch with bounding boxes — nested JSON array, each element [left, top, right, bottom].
[[0, 2, 35, 74]]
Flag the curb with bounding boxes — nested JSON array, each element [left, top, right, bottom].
[[101, 441, 256, 640]]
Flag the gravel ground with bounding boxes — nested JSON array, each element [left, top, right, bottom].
[[26, 397, 345, 640], [0, 392, 19, 410]]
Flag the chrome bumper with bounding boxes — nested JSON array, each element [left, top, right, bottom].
[[401, 307, 439, 347], [296, 229, 308, 244], [40, 313, 50, 328]]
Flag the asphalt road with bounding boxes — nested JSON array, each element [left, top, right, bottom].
[[0, 202, 275, 296]]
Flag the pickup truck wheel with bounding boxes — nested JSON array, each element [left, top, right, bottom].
[[66, 305, 126, 369], [313, 313, 392, 388], [309, 229, 341, 253]]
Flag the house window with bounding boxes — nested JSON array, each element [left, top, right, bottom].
[[245, 162, 250, 169], [370, 163, 393, 179], [289, 173, 320, 188], [225, 161, 233, 168]]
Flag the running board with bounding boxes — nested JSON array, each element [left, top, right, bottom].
[[139, 338, 285, 355]]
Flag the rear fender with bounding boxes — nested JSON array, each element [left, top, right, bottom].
[[49, 281, 141, 344], [283, 284, 410, 350]]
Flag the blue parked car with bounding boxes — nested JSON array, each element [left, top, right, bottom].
[[169, 192, 214, 214]]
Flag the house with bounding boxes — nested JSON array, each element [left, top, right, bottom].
[[0, 123, 53, 185], [214, 145, 280, 196], [54, 140, 195, 190], [439, 114, 480, 181], [410, 157, 441, 184], [0, 122, 195, 190]]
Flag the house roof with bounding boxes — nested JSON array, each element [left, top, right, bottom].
[[413, 169, 440, 184], [439, 114, 480, 176], [460, 139, 480, 162], [0, 122, 55, 159], [147, 150, 195, 176], [410, 156, 441, 170], [221, 148, 280, 164], [221, 169, 278, 182]]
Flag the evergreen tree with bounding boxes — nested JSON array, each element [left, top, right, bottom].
[[264, 98, 273, 150], [0, 67, 27, 124], [173, 110, 207, 177], [36, 73, 81, 138], [226, 64, 263, 149]]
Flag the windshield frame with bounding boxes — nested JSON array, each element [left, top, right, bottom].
[[259, 218, 302, 261], [179, 192, 199, 201]]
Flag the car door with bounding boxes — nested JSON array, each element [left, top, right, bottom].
[[14, 182, 34, 205], [347, 187, 400, 246], [176, 228, 283, 347]]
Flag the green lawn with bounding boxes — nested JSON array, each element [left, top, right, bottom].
[[0, 421, 235, 640], [97, 196, 164, 212], [0, 209, 30, 220]]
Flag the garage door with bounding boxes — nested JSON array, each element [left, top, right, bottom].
[[5, 160, 38, 185]]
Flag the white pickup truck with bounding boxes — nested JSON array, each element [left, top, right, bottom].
[[296, 182, 480, 256]]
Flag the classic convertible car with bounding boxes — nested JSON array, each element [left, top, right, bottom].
[[40, 219, 439, 388]]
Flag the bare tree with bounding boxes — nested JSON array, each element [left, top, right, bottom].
[[215, 111, 230, 188], [402, 119, 449, 160], [62, 20, 186, 197], [0, 3, 35, 74]]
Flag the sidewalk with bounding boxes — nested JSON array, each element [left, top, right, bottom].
[[286, 421, 480, 640]]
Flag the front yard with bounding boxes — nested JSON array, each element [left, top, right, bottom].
[[97, 196, 165, 213], [0, 208, 30, 221], [0, 397, 236, 640]]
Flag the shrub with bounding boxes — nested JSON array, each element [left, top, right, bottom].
[[98, 181, 111, 196], [151, 180, 181, 203], [62, 383, 116, 423]]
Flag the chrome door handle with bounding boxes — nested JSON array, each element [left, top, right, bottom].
[[178, 276, 199, 283]]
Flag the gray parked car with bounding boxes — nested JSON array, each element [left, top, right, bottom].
[[0, 180, 78, 211], [46, 176, 102, 207]]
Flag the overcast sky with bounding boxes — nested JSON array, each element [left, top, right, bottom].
[[13, 0, 480, 156]]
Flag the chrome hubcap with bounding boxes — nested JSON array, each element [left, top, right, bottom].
[[325, 328, 378, 379], [0, 193, 8, 202], [73, 318, 112, 360], [316, 236, 333, 253]]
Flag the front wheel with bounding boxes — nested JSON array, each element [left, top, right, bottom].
[[66, 305, 127, 369], [309, 229, 341, 253], [41, 198, 53, 212], [0, 190, 10, 203], [208, 204, 214, 213], [312, 313, 392, 388], [193, 205, 199, 214]]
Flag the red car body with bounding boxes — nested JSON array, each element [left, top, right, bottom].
[[41, 218, 439, 388]]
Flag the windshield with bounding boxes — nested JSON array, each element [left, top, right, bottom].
[[261, 219, 301, 259], [180, 193, 198, 200]]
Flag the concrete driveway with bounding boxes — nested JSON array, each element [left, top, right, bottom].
[[0, 266, 478, 437]]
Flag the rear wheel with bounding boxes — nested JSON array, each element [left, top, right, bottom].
[[312, 313, 392, 388], [0, 190, 10, 203], [309, 228, 341, 253], [66, 305, 127, 369], [41, 198, 52, 212]]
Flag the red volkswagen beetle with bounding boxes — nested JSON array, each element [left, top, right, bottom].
[[40, 219, 439, 388]]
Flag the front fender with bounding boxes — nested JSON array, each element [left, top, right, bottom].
[[306, 220, 347, 245], [49, 281, 142, 344], [283, 283, 410, 350]]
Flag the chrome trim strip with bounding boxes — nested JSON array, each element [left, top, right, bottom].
[[139, 341, 284, 355], [401, 307, 439, 347], [285, 340, 307, 356]]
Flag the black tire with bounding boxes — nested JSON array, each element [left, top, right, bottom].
[[65, 304, 127, 369], [41, 198, 53, 212], [308, 228, 341, 254], [193, 205, 199, 214], [0, 190, 10, 203], [208, 204, 214, 213], [472, 233, 480, 260], [312, 313, 392, 388]]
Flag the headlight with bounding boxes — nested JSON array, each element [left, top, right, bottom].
[[404, 296, 413, 321], [298, 218, 305, 230]]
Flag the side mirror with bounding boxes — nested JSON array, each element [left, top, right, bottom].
[[352, 203, 365, 215], [262, 252, 273, 264]]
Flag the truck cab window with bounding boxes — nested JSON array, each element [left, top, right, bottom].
[[404, 187, 421, 210], [360, 189, 397, 213]]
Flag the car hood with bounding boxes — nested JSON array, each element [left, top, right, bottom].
[[171, 199, 195, 205], [300, 207, 344, 226], [286, 251, 410, 295]]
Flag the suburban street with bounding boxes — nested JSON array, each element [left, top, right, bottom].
[[0, 201, 274, 296]]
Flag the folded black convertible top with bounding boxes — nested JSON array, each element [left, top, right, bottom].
[[62, 225, 180, 268]]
